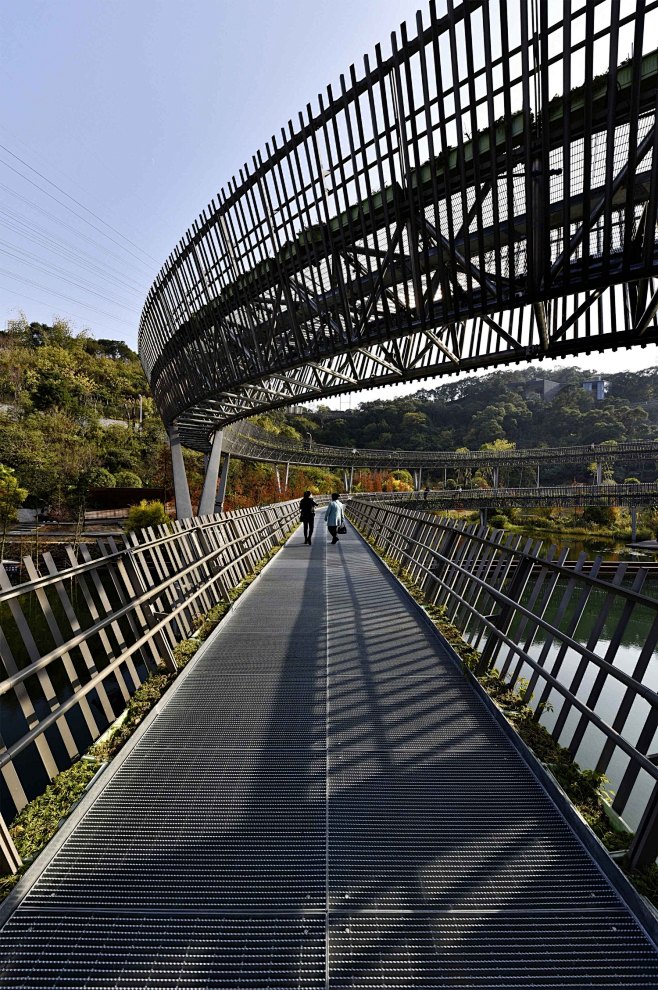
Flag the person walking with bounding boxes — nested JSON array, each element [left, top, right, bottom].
[[299, 490, 318, 545], [325, 492, 345, 544]]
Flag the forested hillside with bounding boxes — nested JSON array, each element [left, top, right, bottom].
[[1, 315, 656, 516], [0, 317, 173, 516], [287, 366, 658, 476]]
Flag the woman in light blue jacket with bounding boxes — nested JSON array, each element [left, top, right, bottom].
[[324, 492, 345, 544]]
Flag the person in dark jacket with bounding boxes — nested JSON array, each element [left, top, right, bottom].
[[299, 490, 318, 545]]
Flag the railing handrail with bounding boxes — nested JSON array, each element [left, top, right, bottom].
[[349, 496, 658, 609], [346, 495, 658, 867]]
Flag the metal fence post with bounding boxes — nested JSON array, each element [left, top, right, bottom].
[[628, 785, 658, 868]]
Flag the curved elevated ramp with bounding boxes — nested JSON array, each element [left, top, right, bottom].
[[0, 526, 657, 986]]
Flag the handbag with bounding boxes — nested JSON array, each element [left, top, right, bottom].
[[337, 523, 347, 534]]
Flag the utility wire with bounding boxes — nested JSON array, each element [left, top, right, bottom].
[[0, 224, 146, 298], [0, 156, 154, 271], [0, 269, 136, 327], [0, 284, 134, 333], [0, 180, 156, 275], [0, 141, 158, 264], [0, 246, 138, 310]]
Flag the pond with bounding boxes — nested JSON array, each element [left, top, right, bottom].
[[480, 529, 658, 832]]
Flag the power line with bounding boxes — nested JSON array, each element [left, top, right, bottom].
[[0, 141, 158, 264], [0, 223, 143, 296], [0, 289, 134, 335], [0, 155, 154, 271], [0, 246, 138, 310], [0, 269, 137, 327], [0, 206, 146, 294], [0, 180, 156, 275]]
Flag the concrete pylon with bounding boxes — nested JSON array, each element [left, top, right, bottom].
[[215, 454, 231, 512], [198, 429, 223, 516], [168, 422, 193, 520]]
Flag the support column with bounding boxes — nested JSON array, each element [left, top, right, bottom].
[[596, 462, 603, 486], [198, 429, 223, 516], [275, 465, 282, 494], [479, 507, 489, 528], [168, 422, 193, 520], [284, 461, 290, 492], [443, 467, 447, 488], [536, 464, 540, 489], [215, 454, 231, 512], [343, 470, 349, 493], [492, 465, 500, 490], [630, 504, 638, 543], [349, 465, 354, 493]]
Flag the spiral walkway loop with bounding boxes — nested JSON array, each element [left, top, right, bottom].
[[139, 0, 658, 451]]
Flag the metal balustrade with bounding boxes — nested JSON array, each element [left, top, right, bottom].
[[0, 500, 299, 873], [221, 420, 658, 471], [359, 482, 658, 507], [347, 496, 658, 867]]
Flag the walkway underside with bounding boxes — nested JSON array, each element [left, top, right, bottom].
[[1, 528, 657, 986]]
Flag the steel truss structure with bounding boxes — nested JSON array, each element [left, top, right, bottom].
[[221, 419, 658, 470], [140, 0, 658, 452]]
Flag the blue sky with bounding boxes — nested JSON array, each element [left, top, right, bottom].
[[0, 1, 425, 346], [1, 0, 655, 400]]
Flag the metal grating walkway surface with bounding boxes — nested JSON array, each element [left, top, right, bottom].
[[1, 525, 658, 987]]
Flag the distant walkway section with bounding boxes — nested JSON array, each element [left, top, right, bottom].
[[0, 525, 657, 986]]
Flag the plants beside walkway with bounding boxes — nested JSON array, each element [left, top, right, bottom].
[[360, 531, 658, 910]]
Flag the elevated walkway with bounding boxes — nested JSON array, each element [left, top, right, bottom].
[[1, 525, 657, 986]]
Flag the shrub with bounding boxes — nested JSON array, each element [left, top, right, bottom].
[[114, 469, 143, 487], [125, 499, 170, 533], [489, 514, 508, 528], [87, 467, 116, 488], [582, 504, 616, 527]]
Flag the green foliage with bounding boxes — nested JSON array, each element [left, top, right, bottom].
[[0, 320, 169, 516], [582, 504, 616, 526], [9, 759, 101, 862], [93, 674, 174, 762], [288, 367, 657, 486], [489, 513, 508, 528], [87, 467, 116, 488], [125, 500, 169, 533], [0, 463, 27, 558], [114, 469, 142, 487]]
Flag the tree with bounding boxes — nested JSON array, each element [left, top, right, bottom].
[[114, 469, 143, 487], [0, 464, 27, 560]]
